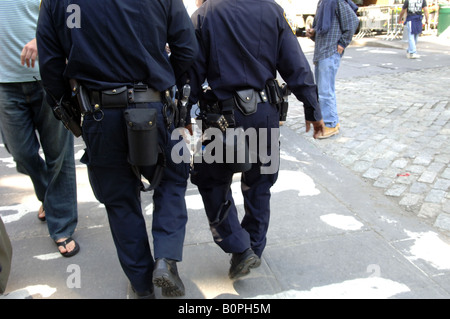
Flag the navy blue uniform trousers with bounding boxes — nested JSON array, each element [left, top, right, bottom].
[[80, 102, 189, 293], [192, 102, 279, 258]]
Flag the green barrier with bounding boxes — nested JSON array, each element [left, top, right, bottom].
[[438, 4, 450, 36]]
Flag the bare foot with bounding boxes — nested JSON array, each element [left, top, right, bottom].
[[38, 204, 46, 221], [56, 238, 76, 255]]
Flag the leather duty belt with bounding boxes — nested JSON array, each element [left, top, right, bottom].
[[90, 85, 162, 108]]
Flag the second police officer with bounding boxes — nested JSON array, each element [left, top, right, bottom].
[[37, 0, 198, 298], [187, 0, 325, 279]]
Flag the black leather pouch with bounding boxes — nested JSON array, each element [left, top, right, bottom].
[[124, 108, 158, 166], [234, 89, 258, 115], [102, 86, 128, 107]]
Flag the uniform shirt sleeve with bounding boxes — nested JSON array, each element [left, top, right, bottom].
[[167, 0, 198, 81], [36, 0, 68, 104], [187, 6, 208, 105], [277, 11, 322, 121]]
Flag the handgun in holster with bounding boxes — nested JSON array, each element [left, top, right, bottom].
[[162, 89, 177, 129], [53, 78, 95, 137], [69, 79, 93, 115], [176, 84, 191, 128], [266, 80, 291, 121], [51, 95, 82, 137], [37, 78, 82, 137], [278, 83, 290, 121]]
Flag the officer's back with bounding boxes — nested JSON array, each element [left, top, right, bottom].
[[37, 0, 198, 298], [190, 0, 318, 112], [37, 0, 197, 98]]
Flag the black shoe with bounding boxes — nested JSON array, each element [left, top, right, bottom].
[[131, 286, 155, 299], [152, 258, 185, 297], [228, 248, 260, 279]]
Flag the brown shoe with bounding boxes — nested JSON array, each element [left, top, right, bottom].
[[318, 124, 340, 139]]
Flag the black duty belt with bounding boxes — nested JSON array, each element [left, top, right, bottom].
[[90, 85, 162, 108]]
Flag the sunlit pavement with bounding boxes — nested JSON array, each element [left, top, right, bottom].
[[1, 34, 450, 300]]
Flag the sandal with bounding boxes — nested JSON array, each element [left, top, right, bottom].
[[56, 237, 80, 257], [38, 204, 46, 222]]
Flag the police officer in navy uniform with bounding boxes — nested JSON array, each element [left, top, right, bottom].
[[37, 0, 197, 298], [188, 0, 324, 279]]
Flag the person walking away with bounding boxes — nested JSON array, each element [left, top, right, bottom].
[[399, 0, 429, 59], [0, 0, 79, 257], [37, 0, 197, 298], [306, 0, 359, 139], [187, 0, 324, 280]]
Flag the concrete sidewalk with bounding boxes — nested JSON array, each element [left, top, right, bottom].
[[295, 32, 450, 234], [1, 125, 450, 299], [352, 30, 450, 51], [1, 33, 450, 301]]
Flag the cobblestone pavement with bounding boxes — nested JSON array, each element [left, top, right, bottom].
[[285, 65, 450, 233]]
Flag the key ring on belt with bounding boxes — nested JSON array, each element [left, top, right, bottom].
[[92, 103, 104, 122]]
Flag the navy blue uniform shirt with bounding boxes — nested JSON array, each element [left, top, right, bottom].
[[37, 0, 198, 101], [189, 0, 321, 121]]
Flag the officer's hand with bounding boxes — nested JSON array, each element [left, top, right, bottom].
[[185, 123, 193, 136], [305, 28, 315, 38], [21, 38, 38, 68], [305, 119, 325, 139], [177, 126, 192, 145]]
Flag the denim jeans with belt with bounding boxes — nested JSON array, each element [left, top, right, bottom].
[[0, 81, 78, 241], [315, 52, 342, 128], [406, 21, 420, 54]]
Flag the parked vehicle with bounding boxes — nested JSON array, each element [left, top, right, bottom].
[[276, 0, 320, 36]]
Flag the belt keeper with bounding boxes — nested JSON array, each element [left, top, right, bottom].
[[128, 88, 135, 104], [260, 90, 268, 102]]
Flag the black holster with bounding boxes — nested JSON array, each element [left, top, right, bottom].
[[52, 98, 82, 137], [266, 79, 290, 121]]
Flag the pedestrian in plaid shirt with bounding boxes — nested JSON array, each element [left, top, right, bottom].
[[306, 0, 359, 139]]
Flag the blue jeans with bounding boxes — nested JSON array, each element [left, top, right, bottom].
[[315, 52, 341, 128], [406, 21, 419, 54], [0, 81, 78, 241]]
